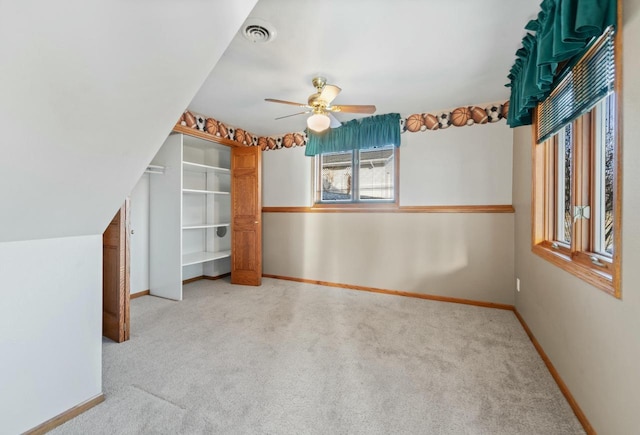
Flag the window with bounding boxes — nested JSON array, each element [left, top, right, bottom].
[[533, 92, 621, 297], [315, 145, 398, 205]]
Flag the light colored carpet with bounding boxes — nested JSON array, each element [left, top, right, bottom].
[[52, 278, 584, 434]]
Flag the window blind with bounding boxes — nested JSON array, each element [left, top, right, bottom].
[[536, 26, 615, 144]]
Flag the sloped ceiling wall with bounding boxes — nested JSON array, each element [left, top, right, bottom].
[[0, 0, 258, 242]]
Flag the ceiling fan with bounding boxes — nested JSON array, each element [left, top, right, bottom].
[[265, 76, 376, 132]]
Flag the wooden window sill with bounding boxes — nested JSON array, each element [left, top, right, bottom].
[[532, 244, 619, 297]]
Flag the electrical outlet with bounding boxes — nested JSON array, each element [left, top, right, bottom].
[[516, 278, 521, 292]]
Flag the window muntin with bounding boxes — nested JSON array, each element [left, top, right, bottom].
[[316, 145, 397, 205]]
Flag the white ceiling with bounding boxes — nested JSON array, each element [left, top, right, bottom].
[[0, 0, 258, 242], [189, 0, 540, 137]]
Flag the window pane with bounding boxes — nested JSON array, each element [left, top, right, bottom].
[[358, 147, 395, 201], [320, 151, 353, 201], [595, 93, 615, 256], [556, 124, 572, 244]]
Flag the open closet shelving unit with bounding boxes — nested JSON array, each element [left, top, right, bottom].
[[149, 132, 232, 301]]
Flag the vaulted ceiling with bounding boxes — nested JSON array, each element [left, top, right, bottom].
[[189, 0, 541, 136], [0, 0, 541, 243], [0, 0, 258, 242]]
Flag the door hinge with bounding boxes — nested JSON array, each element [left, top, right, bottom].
[[573, 205, 591, 222]]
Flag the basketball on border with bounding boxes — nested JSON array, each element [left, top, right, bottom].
[[406, 114, 423, 132], [283, 133, 294, 148], [451, 107, 472, 127], [234, 128, 246, 144], [205, 118, 218, 135]]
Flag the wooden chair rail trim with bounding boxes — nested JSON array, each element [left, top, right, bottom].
[[513, 310, 595, 434], [24, 394, 105, 435], [262, 274, 514, 310], [262, 205, 515, 214], [130, 289, 150, 299]]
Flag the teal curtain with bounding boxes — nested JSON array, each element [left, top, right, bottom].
[[304, 113, 401, 156], [506, 0, 616, 128]]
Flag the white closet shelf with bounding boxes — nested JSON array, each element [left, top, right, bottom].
[[182, 161, 230, 174], [182, 223, 231, 230], [182, 189, 230, 195], [182, 250, 231, 266]]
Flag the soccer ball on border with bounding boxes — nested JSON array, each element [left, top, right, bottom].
[[437, 111, 452, 129], [486, 105, 503, 123], [196, 116, 206, 131]]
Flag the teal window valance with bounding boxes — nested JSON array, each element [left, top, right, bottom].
[[506, 0, 616, 128], [305, 113, 401, 156]]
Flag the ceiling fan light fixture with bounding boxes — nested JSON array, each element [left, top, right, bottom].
[[307, 113, 331, 132]]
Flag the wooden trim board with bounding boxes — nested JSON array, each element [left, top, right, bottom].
[[24, 394, 105, 435], [262, 205, 515, 213], [262, 274, 514, 310], [172, 124, 241, 147], [513, 310, 595, 434], [130, 289, 150, 299]]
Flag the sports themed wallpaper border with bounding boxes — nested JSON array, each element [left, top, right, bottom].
[[177, 100, 509, 151]]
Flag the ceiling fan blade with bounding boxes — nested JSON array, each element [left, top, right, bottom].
[[275, 111, 311, 120], [265, 98, 308, 108], [319, 84, 341, 104], [327, 112, 342, 128], [331, 104, 376, 114]]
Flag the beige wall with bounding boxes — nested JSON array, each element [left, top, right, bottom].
[[262, 122, 514, 207], [262, 117, 515, 305], [512, 3, 640, 433], [264, 212, 515, 305], [400, 123, 513, 206]]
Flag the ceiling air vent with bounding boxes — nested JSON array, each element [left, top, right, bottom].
[[241, 19, 276, 43]]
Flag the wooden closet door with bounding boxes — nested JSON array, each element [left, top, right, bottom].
[[103, 200, 130, 342], [231, 146, 262, 286]]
